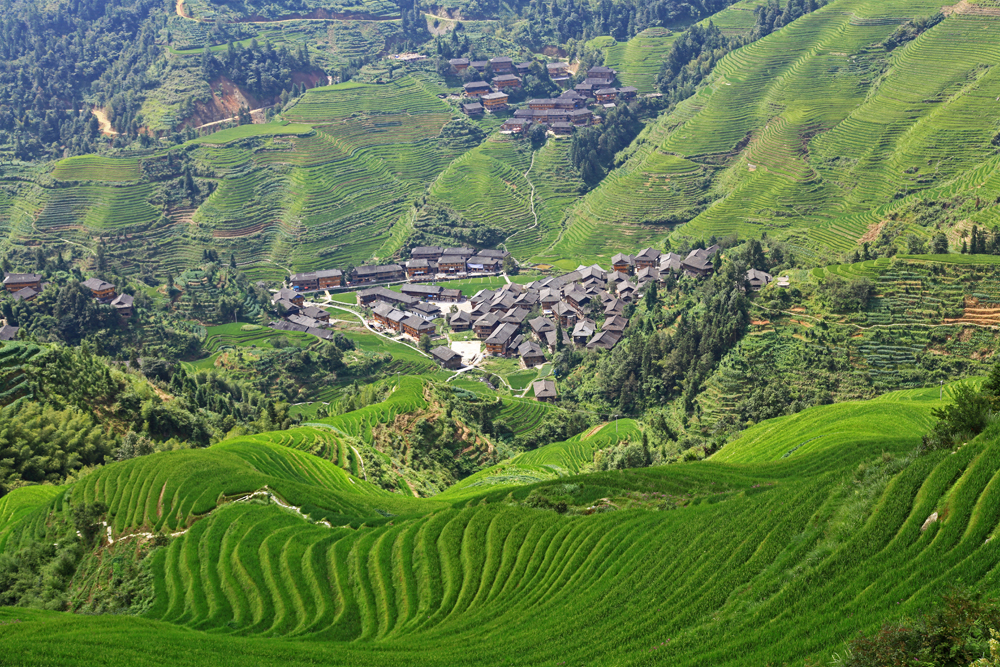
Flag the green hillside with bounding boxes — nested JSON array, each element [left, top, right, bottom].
[[2, 381, 1000, 665]]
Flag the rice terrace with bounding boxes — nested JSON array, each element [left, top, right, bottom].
[[7, 0, 1000, 664]]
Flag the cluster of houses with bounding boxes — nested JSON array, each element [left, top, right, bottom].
[[454, 58, 634, 136], [269, 288, 337, 340], [1, 272, 134, 318]]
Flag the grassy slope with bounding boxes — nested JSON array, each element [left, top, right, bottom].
[[546, 0, 1000, 265], [4, 380, 1000, 665]]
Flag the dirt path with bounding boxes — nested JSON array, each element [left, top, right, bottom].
[[194, 107, 270, 130], [583, 423, 606, 438], [501, 149, 538, 259], [943, 0, 1000, 16], [90, 108, 118, 136]]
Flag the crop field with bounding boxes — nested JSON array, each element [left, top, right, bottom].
[[201, 323, 313, 353], [51, 156, 141, 182], [497, 397, 553, 436], [549, 0, 1000, 260], [602, 28, 679, 93], [7, 382, 1000, 666], [285, 77, 449, 123]]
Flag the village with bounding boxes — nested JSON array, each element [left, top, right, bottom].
[[266, 244, 778, 401], [448, 58, 638, 136]]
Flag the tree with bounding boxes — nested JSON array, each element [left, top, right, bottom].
[[644, 282, 658, 310], [932, 233, 949, 254], [419, 334, 432, 353], [230, 253, 237, 269], [503, 255, 519, 275]]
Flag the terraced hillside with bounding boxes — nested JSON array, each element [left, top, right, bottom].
[[550, 0, 1000, 264], [3, 380, 1000, 665]]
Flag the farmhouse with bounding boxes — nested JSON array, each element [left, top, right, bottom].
[[288, 313, 326, 330], [746, 268, 773, 290], [82, 277, 116, 301], [372, 302, 405, 331], [351, 264, 404, 284], [485, 322, 519, 356], [660, 252, 683, 273], [401, 315, 435, 339], [553, 301, 578, 327], [587, 66, 616, 85], [634, 247, 662, 269], [290, 269, 343, 290], [449, 58, 470, 72], [3, 273, 41, 292], [0, 324, 18, 341], [532, 378, 557, 402], [528, 98, 577, 111], [596, 88, 618, 103], [612, 253, 634, 274], [490, 56, 514, 73], [449, 310, 472, 331], [518, 341, 546, 368], [276, 299, 300, 315], [618, 86, 637, 100], [569, 108, 593, 125], [411, 246, 443, 260], [11, 287, 40, 302], [109, 293, 133, 318], [438, 254, 469, 274], [601, 314, 628, 333], [571, 320, 596, 346], [574, 81, 595, 96], [482, 92, 509, 111], [637, 267, 661, 285], [468, 254, 502, 273], [471, 60, 489, 72], [357, 286, 418, 308], [411, 301, 441, 320], [431, 346, 463, 370], [300, 305, 330, 322], [402, 284, 443, 300], [493, 74, 521, 89], [550, 122, 574, 135], [405, 259, 437, 278], [681, 246, 718, 278], [270, 320, 334, 341], [272, 287, 303, 306], [463, 81, 492, 97], [502, 118, 531, 134], [474, 312, 502, 338], [461, 102, 484, 116], [500, 307, 530, 328], [563, 285, 591, 310], [587, 329, 622, 351], [604, 298, 626, 316]]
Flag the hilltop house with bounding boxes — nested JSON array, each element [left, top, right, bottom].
[[587, 329, 622, 351], [431, 346, 463, 370], [82, 277, 116, 301], [471, 60, 489, 72], [532, 378, 557, 402], [3, 273, 42, 292], [516, 61, 533, 74], [300, 305, 330, 323], [572, 319, 596, 346], [596, 88, 618, 103], [612, 253, 634, 274], [290, 269, 342, 290], [502, 118, 531, 134], [586, 66, 616, 85], [618, 86, 637, 100], [634, 247, 662, 269], [681, 246, 719, 278]]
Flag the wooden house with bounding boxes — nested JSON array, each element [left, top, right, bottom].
[[492, 74, 521, 89], [405, 259, 436, 278], [351, 264, 404, 284], [550, 122, 574, 135], [529, 316, 556, 339], [527, 98, 576, 111], [617, 86, 637, 100], [660, 252, 683, 274], [636, 267, 661, 285], [532, 378, 557, 402], [461, 102, 484, 116], [440, 288, 462, 302], [572, 320, 595, 346], [595, 88, 618, 103], [300, 305, 330, 323], [463, 81, 492, 97], [490, 56, 514, 73], [612, 253, 634, 274], [515, 62, 533, 74], [3, 273, 41, 292], [474, 312, 501, 339], [746, 268, 773, 291], [290, 269, 342, 290], [485, 322, 519, 356], [587, 329, 622, 351], [401, 315, 434, 338], [411, 301, 441, 320], [501, 118, 531, 134], [553, 301, 578, 327], [470, 60, 489, 72], [431, 346, 463, 369], [438, 254, 468, 274], [601, 314, 628, 333], [634, 247, 662, 269], [518, 341, 546, 368], [569, 108, 593, 125], [449, 58, 470, 73], [402, 284, 443, 300], [563, 285, 590, 310], [411, 246, 443, 261], [449, 310, 472, 331], [482, 91, 509, 111], [11, 287, 40, 302], [586, 66, 616, 85], [111, 293, 134, 318], [82, 277, 116, 301], [273, 287, 304, 306], [0, 325, 18, 341], [681, 247, 718, 278], [357, 286, 418, 308]]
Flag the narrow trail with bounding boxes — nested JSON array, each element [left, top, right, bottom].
[[351, 446, 368, 481], [194, 107, 270, 130], [501, 149, 539, 255], [323, 302, 432, 358], [90, 108, 118, 136]]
